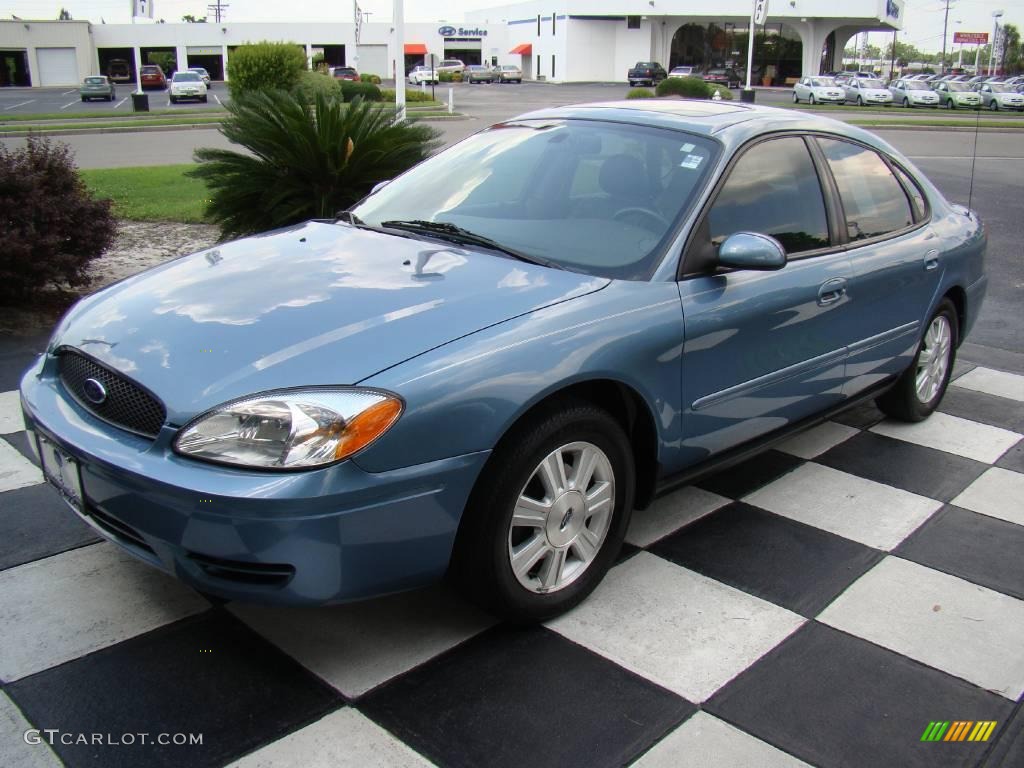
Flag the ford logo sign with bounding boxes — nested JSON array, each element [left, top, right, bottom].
[[438, 25, 457, 37], [83, 378, 107, 405]]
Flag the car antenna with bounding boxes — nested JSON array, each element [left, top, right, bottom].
[[967, 92, 980, 211]]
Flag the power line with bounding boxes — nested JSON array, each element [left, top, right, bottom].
[[206, 0, 228, 22]]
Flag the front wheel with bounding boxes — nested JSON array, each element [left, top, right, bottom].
[[857, 96, 863, 106], [876, 299, 958, 422], [449, 401, 635, 622], [793, 92, 799, 103], [990, 100, 999, 111], [809, 94, 816, 105], [903, 97, 911, 108]]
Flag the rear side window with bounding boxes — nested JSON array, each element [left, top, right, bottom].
[[817, 139, 913, 240], [707, 137, 830, 254]]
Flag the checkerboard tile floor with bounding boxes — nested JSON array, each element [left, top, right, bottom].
[[2, 365, 1022, 768]]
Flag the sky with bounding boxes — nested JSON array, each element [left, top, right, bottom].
[[6, 0, 1021, 55]]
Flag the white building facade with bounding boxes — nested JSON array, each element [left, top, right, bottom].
[[0, 0, 902, 88]]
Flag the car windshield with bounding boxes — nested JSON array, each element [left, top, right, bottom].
[[174, 72, 201, 81], [501, 66, 518, 70], [904, 82, 931, 90], [351, 119, 719, 280], [468, 66, 486, 71], [988, 84, 1013, 93], [671, 67, 693, 74], [810, 78, 837, 87], [190, 68, 208, 75], [860, 79, 885, 88], [946, 83, 972, 91], [141, 67, 159, 73], [84, 77, 106, 84]]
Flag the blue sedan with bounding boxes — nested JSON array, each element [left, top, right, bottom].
[[20, 101, 987, 621]]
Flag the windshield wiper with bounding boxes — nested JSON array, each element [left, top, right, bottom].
[[379, 219, 561, 269]]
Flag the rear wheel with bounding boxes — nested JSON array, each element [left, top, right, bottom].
[[449, 400, 634, 622], [876, 299, 958, 422]]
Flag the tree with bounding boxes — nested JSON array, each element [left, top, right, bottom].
[[1002, 24, 1021, 74], [225, 41, 308, 98], [189, 90, 439, 239], [182, 14, 207, 22], [57, 8, 72, 19]]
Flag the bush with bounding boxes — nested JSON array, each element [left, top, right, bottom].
[[226, 41, 307, 98], [189, 90, 440, 240], [626, 87, 655, 99], [0, 137, 116, 300], [707, 84, 734, 100], [293, 70, 342, 104], [339, 80, 382, 102], [359, 73, 382, 84], [380, 88, 436, 102], [438, 71, 463, 83], [656, 75, 711, 98]]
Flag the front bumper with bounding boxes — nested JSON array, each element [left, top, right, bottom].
[[19, 357, 489, 605]]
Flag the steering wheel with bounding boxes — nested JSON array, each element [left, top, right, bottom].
[[613, 206, 669, 231]]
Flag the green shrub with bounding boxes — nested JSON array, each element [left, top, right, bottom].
[[293, 70, 342, 104], [189, 90, 439, 240], [707, 84, 734, 100], [339, 80, 382, 102], [226, 41, 307, 98], [359, 73, 382, 84], [656, 75, 711, 98], [626, 87, 655, 99], [0, 136, 116, 299], [380, 88, 436, 102], [438, 71, 464, 83]]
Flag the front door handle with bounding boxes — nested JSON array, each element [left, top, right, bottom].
[[817, 277, 847, 306], [924, 249, 940, 271]]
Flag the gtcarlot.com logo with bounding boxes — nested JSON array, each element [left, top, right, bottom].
[[24, 730, 203, 746]]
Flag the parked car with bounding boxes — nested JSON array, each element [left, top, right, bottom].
[[436, 59, 466, 76], [331, 67, 360, 81], [494, 64, 523, 83], [792, 76, 846, 104], [106, 58, 132, 83], [139, 64, 166, 90], [966, 75, 990, 84], [408, 65, 439, 85], [188, 67, 212, 86], [168, 70, 208, 103], [667, 65, 697, 78], [701, 67, 741, 89], [843, 77, 893, 106], [465, 64, 496, 84], [20, 101, 986, 622], [628, 61, 667, 87], [889, 79, 940, 108], [79, 75, 116, 102], [932, 81, 981, 109], [975, 82, 1024, 111]]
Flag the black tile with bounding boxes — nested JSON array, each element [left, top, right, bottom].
[[359, 624, 695, 768], [832, 399, 885, 430], [995, 441, 1024, 474], [650, 502, 883, 617], [3, 430, 39, 467], [0, 483, 100, 571], [0, 332, 48, 392], [939, 386, 1024, 434], [981, 699, 1024, 767], [895, 505, 1024, 600], [706, 622, 1015, 768], [950, 360, 977, 382], [695, 450, 804, 500], [616, 541, 641, 564], [6, 610, 343, 768], [816, 431, 987, 502]]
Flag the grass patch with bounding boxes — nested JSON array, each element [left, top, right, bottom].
[[80, 165, 210, 223], [0, 117, 224, 134], [787, 102, 1024, 118], [848, 119, 1024, 129], [0, 108, 226, 122]]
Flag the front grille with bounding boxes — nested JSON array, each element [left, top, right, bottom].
[[188, 553, 295, 587], [58, 349, 166, 438]]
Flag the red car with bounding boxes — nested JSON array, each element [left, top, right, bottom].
[[331, 66, 360, 82], [700, 68, 741, 89], [140, 64, 166, 89]]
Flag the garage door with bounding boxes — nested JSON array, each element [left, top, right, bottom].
[[356, 45, 388, 78], [36, 47, 79, 86]]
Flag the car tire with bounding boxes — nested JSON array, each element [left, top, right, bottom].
[[876, 298, 958, 423], [201, 95, 208, 103], [947, 99, 954, 109], [990, 101, 999, 111], [81, 96, 87, 102], [857, 96, 863, 106], [809, 94, 816, 105], [449, 399, 635, 623], [903, 97, 910, 107], [169, 96, 176, 103], [792, 92, 799, 103]]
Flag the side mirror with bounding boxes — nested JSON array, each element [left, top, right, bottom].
[[370, 180, 391, 195], [718, 232, 787, 271]]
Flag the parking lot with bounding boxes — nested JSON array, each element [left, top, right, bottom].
[[1, 80, 1022, 768], [0, 83, 229, 114]]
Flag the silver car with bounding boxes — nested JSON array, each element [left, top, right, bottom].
[[494, 64, 523, 83], [792, 76, 846, 105], [889, 79, 940, 108], [843, 78, 893, 106], [932, 81, 981, 110], [975, 82, 1024, 111]]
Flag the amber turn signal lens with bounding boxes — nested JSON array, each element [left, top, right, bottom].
[[333, 398, 403, 460]]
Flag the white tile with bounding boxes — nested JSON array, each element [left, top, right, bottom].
[[775, 421, 859, 460], [744, 463, 941, 550], [0, 692, 62, 768], [0, 438, 42, 493], [634, 711, 812, 768], [625, 486, 730, 548], [231, 586, 493, 698], [228, 708, 435, 768], [0, 543, 209, 681], [952, 467, 1024, 527], [546, 552, 804, 703], [819, 557, 1024, 700], [870, 412, 1020, 464], [0, 391, 25, 435], [952, 367, 1024, 402]]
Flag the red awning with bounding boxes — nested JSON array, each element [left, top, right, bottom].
[[510, 44, 532, 55], [404, 43, 428, 55]]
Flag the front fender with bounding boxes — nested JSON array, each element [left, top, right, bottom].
[[353, 281, 684, 473]]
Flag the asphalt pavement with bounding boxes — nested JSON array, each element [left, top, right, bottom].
[[0, 83, 229, 114]]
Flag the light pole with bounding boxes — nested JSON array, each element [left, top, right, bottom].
[[989, 9, 1003, 76], [940, 0, 952, 74]]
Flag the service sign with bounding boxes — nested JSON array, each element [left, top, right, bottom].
[[753, 0, 769, 25], [438, 26, 488, 38], [953, 32, 989, 44]]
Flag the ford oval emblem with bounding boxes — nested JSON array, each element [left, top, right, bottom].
[[438, 25, 457, 37], [83, 378, 107, 405]]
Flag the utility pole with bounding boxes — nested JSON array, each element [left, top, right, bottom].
[[206, 0, 228, 24], [940, 0, 952, 73], [989, 10, 1003, 75]]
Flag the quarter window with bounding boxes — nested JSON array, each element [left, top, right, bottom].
[[707, 137, 830, 254], [818, 138, 913, 240], [891, 164, 927, 221]]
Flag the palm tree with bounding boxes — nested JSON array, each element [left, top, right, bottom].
[[190, 89, 439, 240]]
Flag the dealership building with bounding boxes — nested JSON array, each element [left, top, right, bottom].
[[0, 0, 902, 88]]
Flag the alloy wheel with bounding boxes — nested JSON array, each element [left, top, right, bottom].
[[915, 315, 952, 404]]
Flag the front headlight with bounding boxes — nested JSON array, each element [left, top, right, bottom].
[[173, 388, 403, 469]]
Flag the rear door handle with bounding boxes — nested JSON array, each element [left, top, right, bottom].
[[924, 249, 940, 271], [817, 277, 847, 306]]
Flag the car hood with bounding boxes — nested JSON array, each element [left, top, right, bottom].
[[53, 220, 608, 424]]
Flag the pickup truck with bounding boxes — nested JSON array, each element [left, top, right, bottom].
[[628, 62, 667, 87]]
